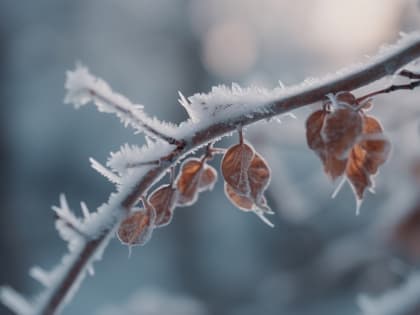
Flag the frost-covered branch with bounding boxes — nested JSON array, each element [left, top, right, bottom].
[[64, 66, 182, 146], [2, 33, 420, 315]]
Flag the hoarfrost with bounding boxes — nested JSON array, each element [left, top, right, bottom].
[[64, 65, 178, 140]]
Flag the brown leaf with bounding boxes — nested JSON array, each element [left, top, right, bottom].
[[224, 183, 267, 212], [176, 158, 218, 207], [148, 184, 178, 227], [305, 109, 326, 153], [306, 109, 346, 180], [359, 115, 390, 174], [323, 154, 348, 180], [117, 206, 156, 246], [176, 158, 203, 206], [199, 164, 218, 191], [221, 143, 255, 195], [334, 91, 372, 110], [248, 153, 271, 202], [346, 145, 371, 200], [336, 91, 357, 107], [322, 108, 363, 159]]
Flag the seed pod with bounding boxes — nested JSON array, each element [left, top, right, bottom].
[[117, 206, 156, 246], [148, 184, 177, 227]]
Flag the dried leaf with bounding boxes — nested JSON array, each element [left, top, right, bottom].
[[176, 158, 203, 206], [199, 165, 218, 191], [346, 145, 372, 200], [333, 91, 372, 110], [306, 109, 326, 153], [323, 154, 347, 180], [148, 184, 178, 227], [336, 91, 357, 107], [117, 206, 156, 246], [221, 143, 255, 195], [305, 109, 346, 180], [176, 158, 218, 207], [359, 115, 390, 174], [224, 183, 267, 211], [322, 108, 363, 159], [248, 153, 271, 202]]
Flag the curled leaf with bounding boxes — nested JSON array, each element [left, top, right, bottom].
[[306, 109, 326, 153], [221, 143, 255, 195], [322, 108, 363, 159], [224, 183, 267, 212], [248, 153, 271, 202], [346, 145, 372, 200], [199, 164, 218, 191], [359, 115, 390, 174], [336, 91, 357, 107], [323, 155, 347, 180], [148, 184, 178, 227], [305, 109, 346, 180], [176, 158, 218, 207], [117, 206, 156, 246]]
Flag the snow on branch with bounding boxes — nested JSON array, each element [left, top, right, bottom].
[[1, 32, 420, 315], [358, 272, 420, 315], [170, 33, 420, 143], [64, 65, 181, 145], [89, 157, 121, 185]]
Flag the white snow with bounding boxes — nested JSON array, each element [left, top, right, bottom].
[[89, 157, 121, 185], [106, 141, 175, 176], [64, 64, 178, 140], [0, 287, 32, 315]]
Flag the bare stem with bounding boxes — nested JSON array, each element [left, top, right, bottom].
[[399, 69, 420, 79], [7, 35, 420, 315], [357, 80, 420, 103]]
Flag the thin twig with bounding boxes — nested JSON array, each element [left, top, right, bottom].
[[125, 160, 160, 169], [356, 80, 420, 103], [399, 69, 420, 80]]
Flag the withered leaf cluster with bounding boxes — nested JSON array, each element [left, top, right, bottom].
[[306, 92, 390, 204], [117, 155, 217, 247]]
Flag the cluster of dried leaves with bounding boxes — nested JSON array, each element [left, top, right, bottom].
[[117, 135, 275, 247], [118, 91, 394, 248], [306, 92, 391, 210], [117, 154, 218, 247]]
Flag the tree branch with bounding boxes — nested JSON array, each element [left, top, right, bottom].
[[2, 33, 420, 315]]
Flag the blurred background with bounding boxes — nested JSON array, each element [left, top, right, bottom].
[[1, 1, 420, 314]]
